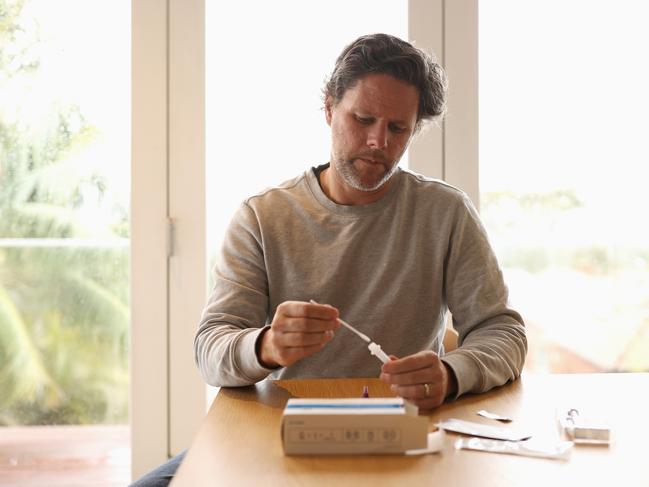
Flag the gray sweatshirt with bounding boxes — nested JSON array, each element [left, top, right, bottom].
[[194, 165, 526, 398]]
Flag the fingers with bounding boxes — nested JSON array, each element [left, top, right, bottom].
[[271, 301, 339, 347], [274, 301, 340, 332], [276, 329, 335, 347], [391, 382, 446, 411], [379, 350, 449, 409], [381, 350, 440, 375], [277, 316, 338, 333], [260, 301, 340, 367], [268, 335, 333, 366]]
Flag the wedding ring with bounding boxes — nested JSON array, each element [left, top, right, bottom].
[[423, 383, 431, 397]]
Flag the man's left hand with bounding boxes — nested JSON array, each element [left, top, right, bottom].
[[379, 350, 457, 410]]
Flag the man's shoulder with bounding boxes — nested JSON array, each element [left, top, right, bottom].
[[243, 169, 312, 210], [399, 168, 468, 202]]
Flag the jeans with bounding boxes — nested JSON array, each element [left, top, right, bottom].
[[129, 451, 186, 487]]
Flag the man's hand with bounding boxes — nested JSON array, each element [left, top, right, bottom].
[[379, 350, 457, 410], [258, 301, 340, 368]]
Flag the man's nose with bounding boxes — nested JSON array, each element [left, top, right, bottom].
[[366, 124, 388, 150]]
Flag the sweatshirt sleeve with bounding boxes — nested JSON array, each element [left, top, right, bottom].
[[440, 193, 527, 398], [194, 203, 278, 387]]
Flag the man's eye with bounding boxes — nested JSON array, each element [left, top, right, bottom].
[[390, 125, 406, 134], [355, 116, 373, 124]]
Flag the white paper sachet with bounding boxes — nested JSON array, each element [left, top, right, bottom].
[[437, 418, 531, 441], [454, 437, 573, 461]]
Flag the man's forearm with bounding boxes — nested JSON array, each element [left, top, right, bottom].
[[194, 323, 275, 387]]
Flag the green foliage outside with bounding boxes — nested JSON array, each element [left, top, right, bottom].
[[481, 189, 649, 372], [0, 0, 129, 425], [481, 190, 649, 276]]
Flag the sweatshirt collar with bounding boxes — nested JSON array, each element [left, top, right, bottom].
[[306, 163, 403, 216]]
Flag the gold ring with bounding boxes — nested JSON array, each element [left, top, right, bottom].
[[423, 383, 431, 397]]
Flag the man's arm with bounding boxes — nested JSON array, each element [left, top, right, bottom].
[[439, 193, 527, 398], [194, 203, 276, 387], [194, 203, 340, 387], [380, 192, 526, 407]]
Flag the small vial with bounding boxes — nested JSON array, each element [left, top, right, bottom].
[[368, 342, 391, 363], [362, 385, 369, 398]]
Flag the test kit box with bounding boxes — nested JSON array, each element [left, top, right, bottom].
[[557, 408, 611, 445], [281, 397, 429, 455]]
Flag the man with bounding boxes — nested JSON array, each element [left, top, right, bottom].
[[195, 33, 526, 407], [131, 33, 526, 486]]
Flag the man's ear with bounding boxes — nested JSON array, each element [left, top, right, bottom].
[[324, 97, 333, 126]]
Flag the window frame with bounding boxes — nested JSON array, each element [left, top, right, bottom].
[[131, 0, 170, 478], [131, 0, 206, 477]]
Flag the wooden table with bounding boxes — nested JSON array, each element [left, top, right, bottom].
[[171, 373, 649, 486]]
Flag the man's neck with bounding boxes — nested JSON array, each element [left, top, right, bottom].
[[319, 165, 394, 206]]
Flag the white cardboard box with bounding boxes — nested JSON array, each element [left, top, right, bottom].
[[281, 397, 429, 455]]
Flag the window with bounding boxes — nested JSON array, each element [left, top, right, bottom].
[[0, 0, 131, 482], [479, 0, 649, 373]]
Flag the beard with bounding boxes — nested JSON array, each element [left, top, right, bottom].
[[332, 150, 400, 192]]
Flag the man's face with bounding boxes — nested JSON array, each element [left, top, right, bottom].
[[325, 73, 419, 193]]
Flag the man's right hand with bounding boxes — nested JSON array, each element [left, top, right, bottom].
[[258, 301, 340, 368]]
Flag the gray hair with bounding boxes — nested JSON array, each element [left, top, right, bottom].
[[323, 33, 448, 132]]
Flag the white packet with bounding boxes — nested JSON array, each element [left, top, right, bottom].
[[437, 418, 531, 441], [405, 429, 446, 455], [454, 437, 573, 461]]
